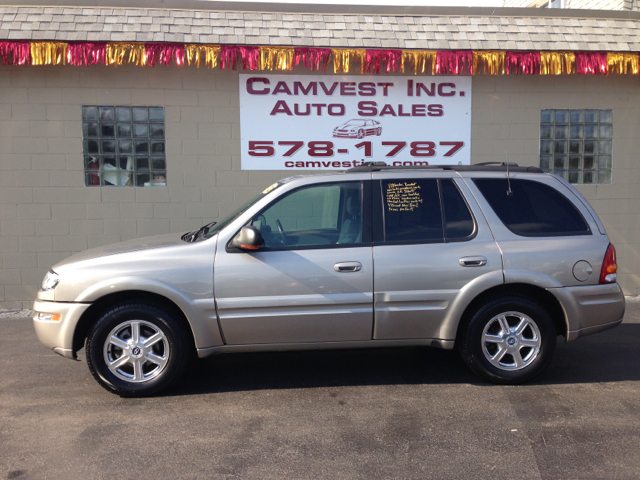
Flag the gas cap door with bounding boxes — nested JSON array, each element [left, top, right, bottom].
[[573, 260, 593, 282]]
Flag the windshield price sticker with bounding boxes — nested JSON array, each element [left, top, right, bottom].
[[239, 74, 471, 170]]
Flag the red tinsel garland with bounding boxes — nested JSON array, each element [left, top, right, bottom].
[[0, 41, 31, 65], [436, 50, 473, 75], [294, 47, 332, 72], [364, 49, 402, 74], [575, 51, 608, 75], [66, 42, 106, 66], [1, 40, 638, 76], [505, 51, 540, 75], [145, 43, 185, 67], [219, 45, 260, 70]]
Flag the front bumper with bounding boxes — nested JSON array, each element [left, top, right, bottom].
[[333, 132, 356, 138], [33, 299, 91, 359], [548, 283, 626, 342]]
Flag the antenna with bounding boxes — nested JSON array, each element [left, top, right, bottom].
[[506, 152, 513, 196]]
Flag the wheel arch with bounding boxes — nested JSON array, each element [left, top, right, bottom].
[[72, 290, 197, 354], [454, 283, 568, 343]]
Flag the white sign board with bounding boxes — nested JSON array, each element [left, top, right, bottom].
[[239, 74, 471, 170]]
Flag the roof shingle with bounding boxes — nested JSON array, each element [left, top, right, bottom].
[[1, 5, 640, 51]]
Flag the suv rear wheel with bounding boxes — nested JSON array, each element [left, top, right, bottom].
[[457, 296, 556, 384], [86, 303, 191, 397]]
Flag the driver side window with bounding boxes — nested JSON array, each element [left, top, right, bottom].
[[252, 182, 363, 248]]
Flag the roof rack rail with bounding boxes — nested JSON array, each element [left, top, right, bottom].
[[345, 161, 543, 173], [475, 162, 519, 167]]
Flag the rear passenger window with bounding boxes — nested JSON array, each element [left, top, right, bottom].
[[382, 179, 443, 242], [474, 178, 590, 237], [441, 179, 475, 240]]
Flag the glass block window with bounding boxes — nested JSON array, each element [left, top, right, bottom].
[[539, 109, 612, 184], [82, 106, 166, 187]]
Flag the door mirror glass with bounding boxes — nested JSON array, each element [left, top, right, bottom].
[[231, 226, 264, 250]]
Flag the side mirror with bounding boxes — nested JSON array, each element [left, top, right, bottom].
[[231, 226, 264, 251]]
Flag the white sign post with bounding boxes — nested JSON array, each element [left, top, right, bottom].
[[239, 74, 471, 170]]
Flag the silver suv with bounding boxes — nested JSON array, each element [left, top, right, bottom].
[[33, 163, 625, 396]]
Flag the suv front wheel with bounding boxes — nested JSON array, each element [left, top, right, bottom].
[[86, 303, 191, 397], [457, 297, 556, 384]]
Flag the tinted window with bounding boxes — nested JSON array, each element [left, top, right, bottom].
[[253, 182, 362, 248], [382, 179, 443, 242], [473, 178, 590, 237], [441, 179, 475, 240]]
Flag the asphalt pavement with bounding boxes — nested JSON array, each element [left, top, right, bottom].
[[1, 302, 640, 480]]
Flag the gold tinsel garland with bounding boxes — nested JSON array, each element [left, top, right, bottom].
[[401, 50, 437, 75], [472, 50, 506, 75], [259, 47, 295, 71], [3, 41, 640, 76], [540, 52, 575, 75], [332, 49, 366, 74], [185, 44, 220, 68], [30, 42, 68, 65], [607, 52, 639, 75]]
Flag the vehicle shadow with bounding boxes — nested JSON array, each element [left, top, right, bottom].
[[167, 323, 640, 396]]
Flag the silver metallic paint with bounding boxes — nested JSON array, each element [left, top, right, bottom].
[[214, 178, 374, 344], [32, 170, 626, 362], [372, 172, 504, 340]]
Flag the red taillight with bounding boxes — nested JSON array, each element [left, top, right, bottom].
[[599, 243, 618, 284]]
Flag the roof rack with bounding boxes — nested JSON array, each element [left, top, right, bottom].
[[345, 161, 543, 173]]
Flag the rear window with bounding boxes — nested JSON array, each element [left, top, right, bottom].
[[473, 178, 591, 237]]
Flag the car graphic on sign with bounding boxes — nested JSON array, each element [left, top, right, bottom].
[[333, 119, 382, 139]]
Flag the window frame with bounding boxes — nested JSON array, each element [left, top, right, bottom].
[[228, 180, 372, 253], [373, 178, 478, 246]]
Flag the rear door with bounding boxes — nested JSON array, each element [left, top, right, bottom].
[[372, 172, 503, 340]]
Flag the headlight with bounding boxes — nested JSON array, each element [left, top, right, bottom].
[[41, 270, 60, 291]]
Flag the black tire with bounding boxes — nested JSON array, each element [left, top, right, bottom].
[[86, 303, 192, 397], [457, 296, 556, 384]]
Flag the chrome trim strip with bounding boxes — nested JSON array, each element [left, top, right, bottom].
[[197, 338, 455, 358]]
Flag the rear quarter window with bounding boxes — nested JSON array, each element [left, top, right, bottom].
[[473, 178, 591, 237]]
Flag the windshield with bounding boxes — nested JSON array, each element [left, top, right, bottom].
[[344, 120, 366, 127], [199, 181, 283, 241]]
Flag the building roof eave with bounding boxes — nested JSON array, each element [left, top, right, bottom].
[[1, 2, 639, 53]]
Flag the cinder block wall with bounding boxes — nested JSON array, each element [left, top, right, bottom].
[[0, 65, 639, 308], [0, 64, 288, 308], [473, 74, 640, 295]]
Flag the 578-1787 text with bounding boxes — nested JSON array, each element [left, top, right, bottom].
[[248, 140, 465, 158]]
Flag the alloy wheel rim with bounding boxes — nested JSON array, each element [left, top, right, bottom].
[[103, 320, 169, 383], [481, 311, 542, 371]]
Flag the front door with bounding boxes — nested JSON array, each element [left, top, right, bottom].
[[214, 181, 373, 345], [371, 173, 503, 340]]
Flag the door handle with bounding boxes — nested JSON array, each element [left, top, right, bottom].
[[334, 262, 362, 272], [459, 256, 487, 267]]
